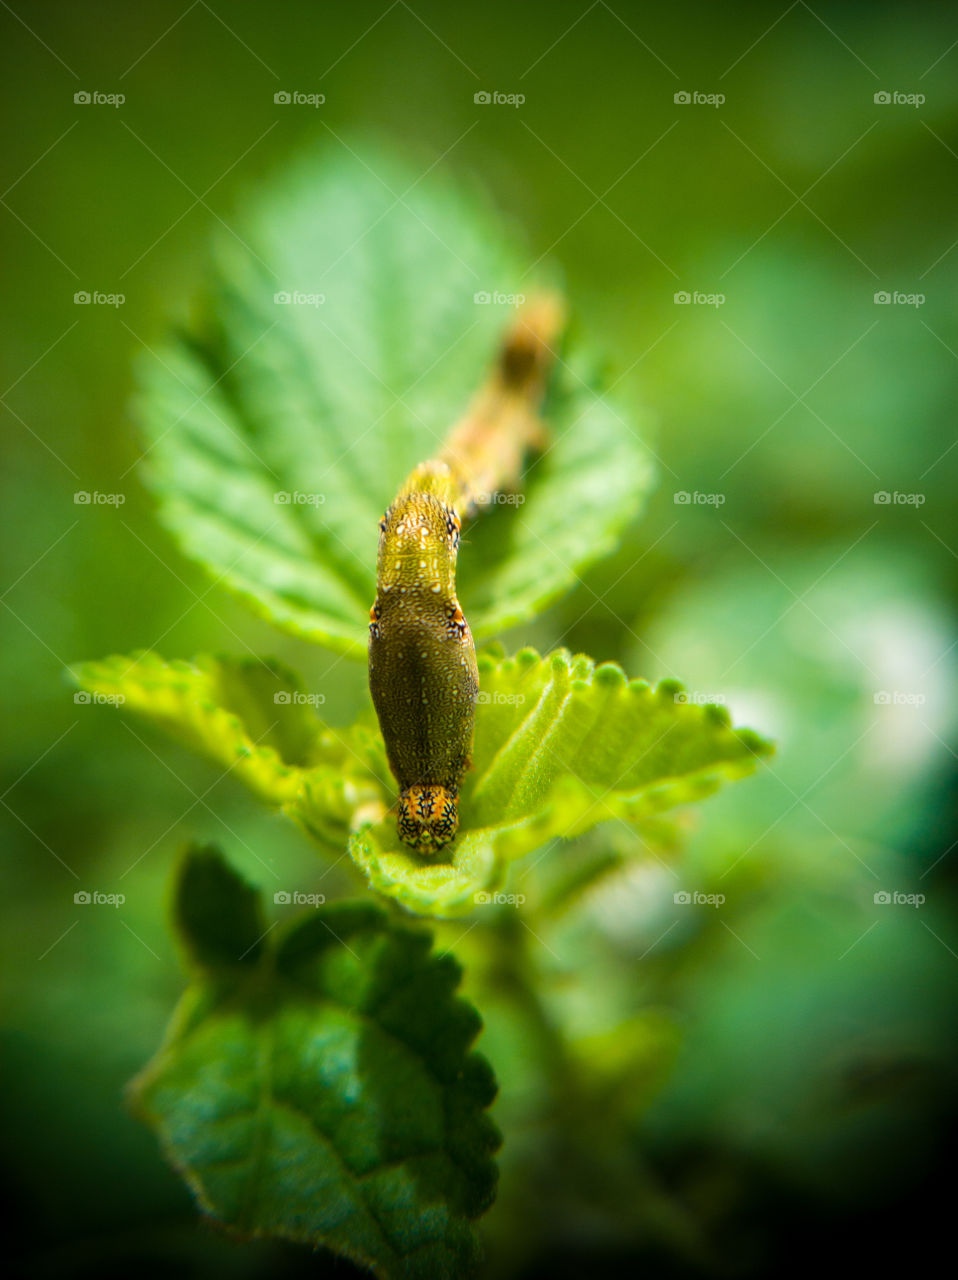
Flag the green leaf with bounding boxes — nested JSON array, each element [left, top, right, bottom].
[[133, 845, 499, 1279], [136, 148, 653, 656], [72, 646, 771, 918], [69, 651, 386, 848], [348, 647, 773, 916]]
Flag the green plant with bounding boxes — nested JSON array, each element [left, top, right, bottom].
[[72, 149, 772, 1279]]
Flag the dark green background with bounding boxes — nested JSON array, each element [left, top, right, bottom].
[[2, 2, 956, 1276]]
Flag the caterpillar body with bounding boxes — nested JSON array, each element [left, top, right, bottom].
[[368, 296, 564, 853]]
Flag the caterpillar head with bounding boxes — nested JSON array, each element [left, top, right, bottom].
[[377, 489, 460, 595], [397, 784, 459, 854]]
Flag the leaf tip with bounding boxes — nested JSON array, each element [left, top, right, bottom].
[[736, 727, 775, 758], [174, 842, 267, 971], [594, 661, 627, 689], [655, 678, 685, 701], [704, 701, 732, 728]]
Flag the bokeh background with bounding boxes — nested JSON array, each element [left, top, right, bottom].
[[2, 2, 956, 1276]]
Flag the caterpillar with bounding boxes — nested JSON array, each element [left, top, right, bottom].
[[368, 295, 565, 854]]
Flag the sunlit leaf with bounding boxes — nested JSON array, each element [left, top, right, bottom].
[[73, 646, 770, 918], [69, 651, 385, 848]]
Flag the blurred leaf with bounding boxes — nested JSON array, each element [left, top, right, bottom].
[[174, 844, 267, 969], [136, 149, 653, 657], [133, 846, 499, 1278], [642, 544, 957, 851]]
